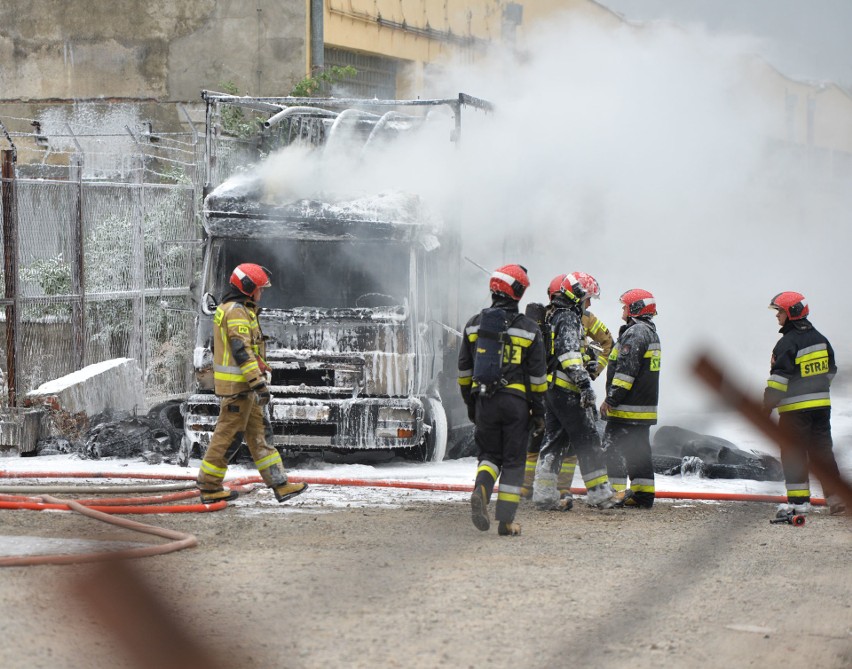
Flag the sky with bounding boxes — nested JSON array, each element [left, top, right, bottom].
[[596, 0, 852, 88]]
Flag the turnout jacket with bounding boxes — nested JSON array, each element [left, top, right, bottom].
[[604, 317, 661, 424], [548, 304, 594, 394], [458, 299, 548, 415], [764, 318, 836, 413], [212, 288, 268, 397], [582, 310, 614, 379]]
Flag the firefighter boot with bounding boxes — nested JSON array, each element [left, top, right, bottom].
[[199, 488, 239, 504], [520, 451, 539, 499], [585, 481, 615, 509], [532, 453, 560, 511], [471, 484, 491, 531], [615, 489, 654, 509], [497, 520, 521, 536], [273, 482, 308, 503], [557, 455, 578, 511]]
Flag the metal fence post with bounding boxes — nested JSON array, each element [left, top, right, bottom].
[[69, 153, 86, 369], [130, 154, 146, 376], [1, 149, 20, 406]]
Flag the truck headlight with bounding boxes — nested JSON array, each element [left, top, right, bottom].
[[376, 406, 417, 439]]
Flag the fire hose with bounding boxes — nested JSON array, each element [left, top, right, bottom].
[[0, 469, 827, 567]]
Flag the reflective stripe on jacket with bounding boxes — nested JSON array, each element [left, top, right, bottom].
[[212, 298, 266, 396], [582, 310, 614, 377], [605, 318, 661, 424], [458, 306, 547, 411], [763, 319, 835, 414], [548, 306, 593, 394]]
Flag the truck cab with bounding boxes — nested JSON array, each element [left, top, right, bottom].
[[182, 94, 489, 462]]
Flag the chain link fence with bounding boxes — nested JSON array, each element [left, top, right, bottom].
[[0, 112, 203, 408]]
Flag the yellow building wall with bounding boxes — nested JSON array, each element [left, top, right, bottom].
[[324, 0, 852, 157]]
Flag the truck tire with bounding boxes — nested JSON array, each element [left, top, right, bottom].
[[419, 397, 447, 462]]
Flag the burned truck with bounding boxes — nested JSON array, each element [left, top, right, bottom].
[[182, 93, 489, 461]]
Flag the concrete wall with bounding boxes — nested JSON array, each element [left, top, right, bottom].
[[0, 0, 308, 102]]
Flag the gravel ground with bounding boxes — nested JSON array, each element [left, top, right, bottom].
[[0, 493, 850, 669]]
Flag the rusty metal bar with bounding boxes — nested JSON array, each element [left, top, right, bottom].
[[1, 149, 19, 406]]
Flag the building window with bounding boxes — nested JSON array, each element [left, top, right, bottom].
[[324, 48, 399, 99]]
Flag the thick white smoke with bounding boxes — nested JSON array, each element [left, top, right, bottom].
[[254, 14, 852, 428]]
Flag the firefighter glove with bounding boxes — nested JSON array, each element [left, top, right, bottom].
[[531, 415, 545, 437], [579, 385, 596, 409], [585, 360, 599, 378], [250, 379, 271, 406]]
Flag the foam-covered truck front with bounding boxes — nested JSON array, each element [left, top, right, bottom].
[[183, 179, 459, 461]]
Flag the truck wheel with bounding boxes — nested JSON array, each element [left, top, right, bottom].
[[420, 397, 447, 462]]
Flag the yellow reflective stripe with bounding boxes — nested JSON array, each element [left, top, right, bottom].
[[508, 335, 533, 348], [795, 349, 827, 364], [200, 460, 227, 478], [477, 462, 499, 481], [786, 487, 810, 498], [467, 333, 478, 342], [644, 349, 661, 358], [497, 491, 520, 503], [214, 371, 246, 382], [458, 376, 472, 386], [552, 375, 580, 392], [585, 474, 608, 489], [777, 398, 831, 412], [589, 319, 603, 334], [240, 361, 260, 373], [766, 380, 787, 391], [612, 378, 633, 390], [608, 409, 657, 420], [596, 356, 608, 368], [530, 381, 548, 392], [256, 452, 283, 472], [505, 383, 527, 392], [631, 483, 655, 493]]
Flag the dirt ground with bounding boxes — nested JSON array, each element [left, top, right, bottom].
[[0, 493, 850, 669]]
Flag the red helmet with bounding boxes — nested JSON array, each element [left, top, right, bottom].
[[489, 264, 529, 301], [770, 291, 808, 320], [548, 274, 567, 300], [230, 263, 272, 296], [574, 272, 600, 299], [558, 272, 589, 303], [620, 288, 656, 317]]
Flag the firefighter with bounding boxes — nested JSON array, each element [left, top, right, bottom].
[[520, 272, 614, 507], [196, 263, 308, 504], [763, 292, 846, 515], [600, 289, 661, 509], [531, 273, 615, 511], [458, 264, 548, 536]]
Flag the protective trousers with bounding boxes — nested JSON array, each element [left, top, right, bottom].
[[474, 392, 529, 523], [533, 391, 609, 508], [778, 408, 840, 505], [197, 394, 288, 492], [603, 422, 655, 505]]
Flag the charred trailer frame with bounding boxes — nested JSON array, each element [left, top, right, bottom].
[[183, 94, 491, 461]]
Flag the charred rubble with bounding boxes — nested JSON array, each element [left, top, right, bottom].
[[34, 400, 187, 465]]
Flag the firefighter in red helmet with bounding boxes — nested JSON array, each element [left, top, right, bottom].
[[764, 292, 845, 515], [196, 263, 308, 504], [531, 273, 615, 511], [520, 272, 614, 504], [600, 288, 661, 508], [458, 264, 547, 536]]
